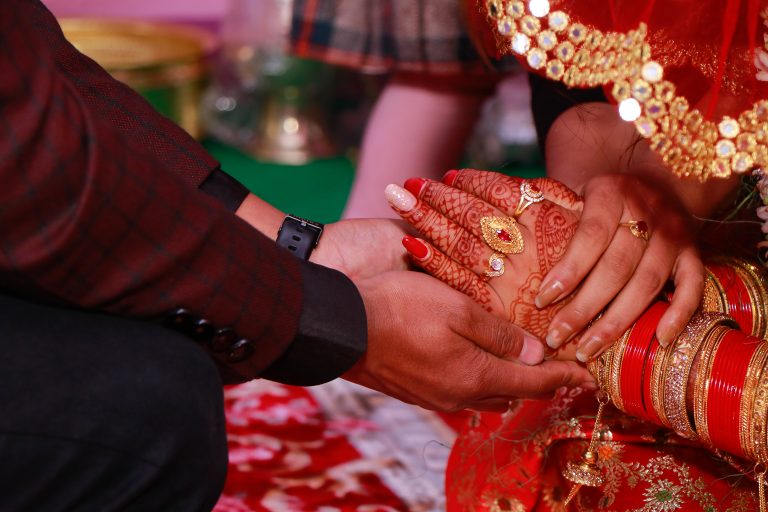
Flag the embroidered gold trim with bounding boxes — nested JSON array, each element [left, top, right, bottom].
[[484, 0, 768, 181]]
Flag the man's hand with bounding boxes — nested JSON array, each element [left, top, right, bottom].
[[344, 271, 594, 412], [235, 193, 415, 279]]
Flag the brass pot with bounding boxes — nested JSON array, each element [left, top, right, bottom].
[[60, 18, 216, 139]]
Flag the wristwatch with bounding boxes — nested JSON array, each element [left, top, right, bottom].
[[276, 214, 324, 260]]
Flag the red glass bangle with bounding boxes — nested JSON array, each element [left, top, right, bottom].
[[642, 333, 662, 426], [706, 329, 760, 458], [621, 302, 666, 420], [708, 263, 753, 334]]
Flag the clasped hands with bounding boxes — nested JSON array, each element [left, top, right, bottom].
[[385, 169, 703, 365], [280, 167, 700, 413]]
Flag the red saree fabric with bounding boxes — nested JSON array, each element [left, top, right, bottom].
[[447, 388, 760, 511]]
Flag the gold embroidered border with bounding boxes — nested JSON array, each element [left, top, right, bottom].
[[484, 0, 768, 181]]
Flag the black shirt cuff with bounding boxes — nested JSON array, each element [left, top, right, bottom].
[[199, 167, 250, 212], [260, 259, 367, 386]]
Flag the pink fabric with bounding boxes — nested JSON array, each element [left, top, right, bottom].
[[43, 0, 229, 21]]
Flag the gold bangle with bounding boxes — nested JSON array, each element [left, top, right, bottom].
[[711, 256, 768, 338], [663, 313, 732, 440], [740, 342, 768, 460], [751, 346, 768, 463], [651, 334, 675, 429], [692, 325, 730, 449], [734, 264, 764, 338], [607, 326, 633, 413], [700, 269, 728, 314], [732, 258, 768, 338]]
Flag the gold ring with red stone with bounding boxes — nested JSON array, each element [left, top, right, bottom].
[[513, 181, 544, 218], [480, 216, 525, 255], [619, 220, 650, 241]]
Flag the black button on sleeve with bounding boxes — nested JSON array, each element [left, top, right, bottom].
[[227, 339, 254, 363], [210, 327, 236, 353], [164, 308, 194, 333], [192, 318, 214, 341]]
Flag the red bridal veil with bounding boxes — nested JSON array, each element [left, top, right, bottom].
[[465, 0, 768, 181]]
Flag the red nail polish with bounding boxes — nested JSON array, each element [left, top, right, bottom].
[[403, 178, 427, 197], [443, 169, 459, 186], [402, 236, 429, 259]]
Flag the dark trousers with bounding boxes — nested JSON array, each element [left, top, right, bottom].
[[0, 293, 228, 511]]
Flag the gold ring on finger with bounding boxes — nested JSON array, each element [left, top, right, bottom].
[[514, 181, 544, 218], [619, 220, 650, 241], [480, 216, 524, 254]]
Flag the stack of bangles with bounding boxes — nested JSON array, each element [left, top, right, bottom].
[[586, 257, 768, 464]]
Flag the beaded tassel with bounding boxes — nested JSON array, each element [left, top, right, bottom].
[[562, 391, 609, 507]]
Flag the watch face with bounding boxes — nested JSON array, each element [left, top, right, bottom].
[[277, 216, 323, 259]]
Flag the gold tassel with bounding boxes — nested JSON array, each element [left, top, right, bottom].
[[562, 391, 609, 507], [757, 463, 767, 512]]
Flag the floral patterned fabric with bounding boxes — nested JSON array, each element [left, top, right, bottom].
[[214, 380, 460, 511], [447, 387, 760, 512]]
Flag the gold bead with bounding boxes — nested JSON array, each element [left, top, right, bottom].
[[718, 116, 740, 139], [568, 23, 587, 43], [547, 10, 569, 31], [545, 59, 564, 79], [506, 0, 526, 18], [537, 29, 558, 50], [555, 41, 575, 61], [520, 15, 541, 36]]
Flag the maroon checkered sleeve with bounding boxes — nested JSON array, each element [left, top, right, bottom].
[[0, 0, 366, 384]]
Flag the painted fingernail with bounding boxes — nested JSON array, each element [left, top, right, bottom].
[[443, 169, 459, 186], [657, 330, 676, 348], [576, 336, 603, 363], [546, 322, 572, 349], [656, 316, 681, 347], [402, 236, 429, 260], [404, 178, 427, 197], [535, 279, 565, 308], [385, 184, 417, 212], [518, 331, 544, 365], [580, 380, 599, 391]]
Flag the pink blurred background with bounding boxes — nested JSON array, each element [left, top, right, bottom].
[[43, 0, 230, 22]]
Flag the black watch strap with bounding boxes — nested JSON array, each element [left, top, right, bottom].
[[276, 215, 324, 260]]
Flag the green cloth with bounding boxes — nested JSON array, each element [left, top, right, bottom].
[[204, 138, 544, 223], [204, 139, 354, 224]]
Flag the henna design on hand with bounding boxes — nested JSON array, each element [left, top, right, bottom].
[[536, 202, 580, 271], [397, 171, 584, 342], [412, 241, 496, 312], [504, 203, 581, 337]]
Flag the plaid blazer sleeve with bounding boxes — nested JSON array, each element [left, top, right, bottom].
[[0, 0, 366, 384]]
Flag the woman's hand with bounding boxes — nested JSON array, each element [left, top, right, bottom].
[[535, 173, 704, 362], [543, 102, 728, 361], [385, 169, 583, 359]]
